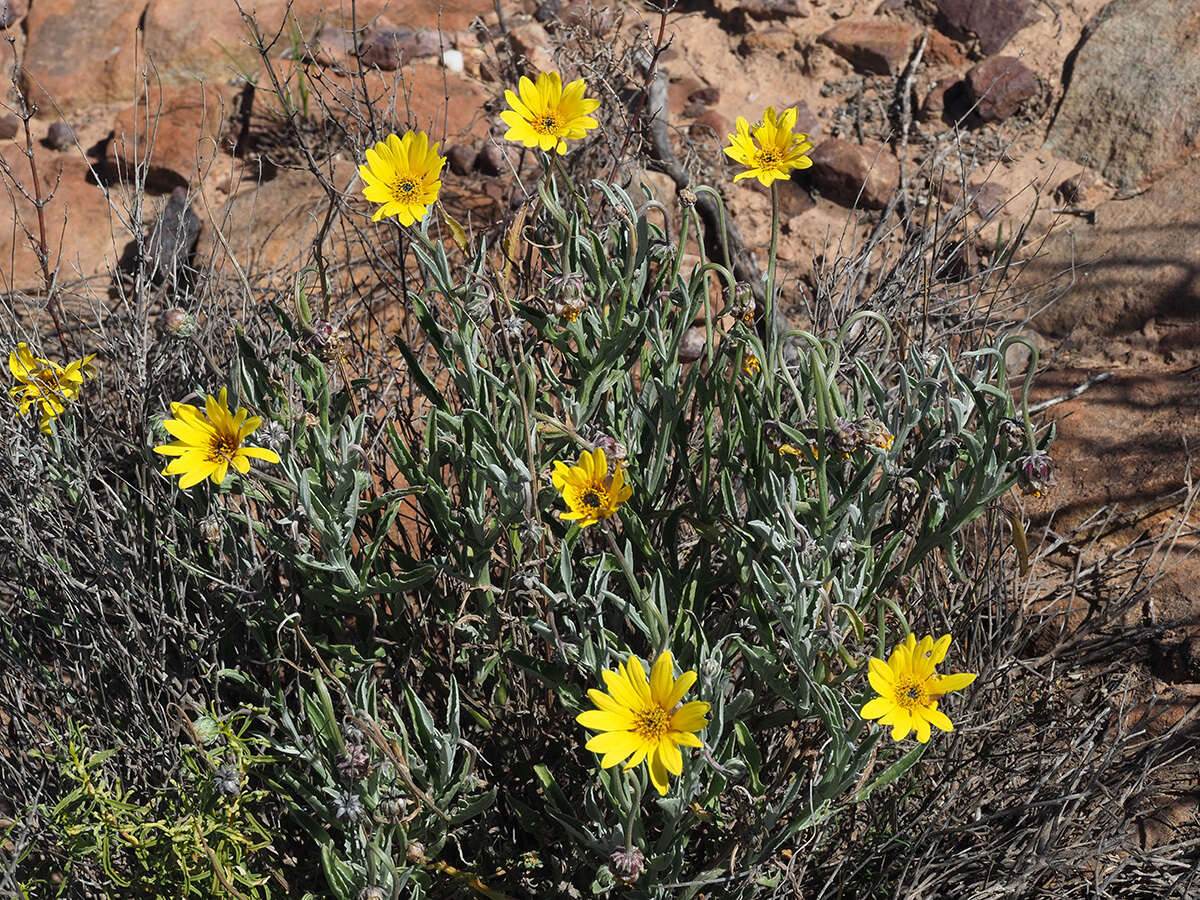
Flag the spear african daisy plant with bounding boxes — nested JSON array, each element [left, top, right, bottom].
[[153, 387, 281, 489], [552, 446, 631, 528], [502, 71, 600, 155], [860, 634, 977, 743], [723, 106, 813, 187], [8, 342, 96, 433], [359, 130, 446, 225], [577, 651, 710, 796]]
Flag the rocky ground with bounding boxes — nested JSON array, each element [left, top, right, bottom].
[[2, 0, 1198, 863]]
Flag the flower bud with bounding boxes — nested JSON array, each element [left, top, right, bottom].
[[999, 417, 1026, 447], [828, 417, 861, 454], [406, 841, 426, 864], [609, 845, 645, 884], [333, 790, 364, 821], [679, 188, 697, 207], [160, 307, 196, 338], [337, 743, 371, 781], [592, 433, 627, 464], [198, 513, 222, 546], [1016, 452, 1055, 497]]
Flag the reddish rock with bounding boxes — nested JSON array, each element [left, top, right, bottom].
[[0, 144, 131, 289], [783, 100, 821, 140], [0, 0, 26, 29], [0, 115, 18, 139], [688, 86, 720, 107], [108, 84, 227, 190], [739, 27, 796, 56], [476, 142, 518, 176], [921, 76, 964, 123], [819, 19, 917, 75], [688, 110, 730, 141], [809, 138, 899, 209], [446, 144, 478, 176], [932, 0, 1038, 56], [361, 61, 490, 143], [22, 0, 144, 113], [508, 21, 556, 74], [965, 56, 1037, 122], [922, 28, 967, 69]]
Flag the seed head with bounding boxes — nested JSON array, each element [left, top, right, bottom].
[[198, 513, 223, 546], [406, 840, 426, 864], [380, 788, 407, 822], [212, 764, 241, 797], [333, 790, 364, 821]]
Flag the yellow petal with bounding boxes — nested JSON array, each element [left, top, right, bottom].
[[663, 669, 696, 710], [576, 709, 635, 732], [649, 652, 674, 706]]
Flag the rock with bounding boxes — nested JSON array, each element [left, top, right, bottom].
[[0, 144, 131, 289], [965, 56, 1037, 122], [446, 144, 478, 175], [678, 326, 706, 363], [777, 178, 815, 217], [22, 0, 144, 113], [1055, 172, 1093, 206], [44, 121, 74, 151], [0, 0, 26, 29], [921, 76, 962, 122], [359, 24, 442, 70], [688, 110, 730, 141], [688, 86, 720, 107], [143, 186, 201, 284], [964, 181, 1006, 218], [508, 21, 556, 74], [476, 142, 517, 176], [809, 138, 899, 209], [1025, 155, 1200, 340], [534, 0, 562, 22], [734, 0, 806, 20], [0, 115, 18, 139], [739, 27, 796, 56], [1046, 0, 1200, 190], [308, 26, 357, 68], [819, 19, 918, 75], [108, 84, 227, 190], [931, 0, 1038, 56], [788, 100, 821, 139], [922, 28, 967, 69]]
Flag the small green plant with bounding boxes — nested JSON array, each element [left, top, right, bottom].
[[36, 716, 278, 898]]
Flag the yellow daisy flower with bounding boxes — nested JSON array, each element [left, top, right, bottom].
[[501, 71, 600, 155], [359, 130, 446, 225], [576, 651, 710, 796], [8, 342, 96, 433], [723, 106, 814, 187], [153, 387, 281, 489], [860, 634, 976, 743], [551, 447, 631, 528]]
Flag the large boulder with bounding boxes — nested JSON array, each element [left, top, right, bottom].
[[21, 0, 144, 113], [819, 19, 918, 75], [1045, 0, 1200, 190]]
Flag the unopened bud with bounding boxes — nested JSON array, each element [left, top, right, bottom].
[[610, 845, 645, 884], [160, 307, 196, 338]]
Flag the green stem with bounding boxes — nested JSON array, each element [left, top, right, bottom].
[[602, 523, 668, 650], [765, 182, 780, 368]]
